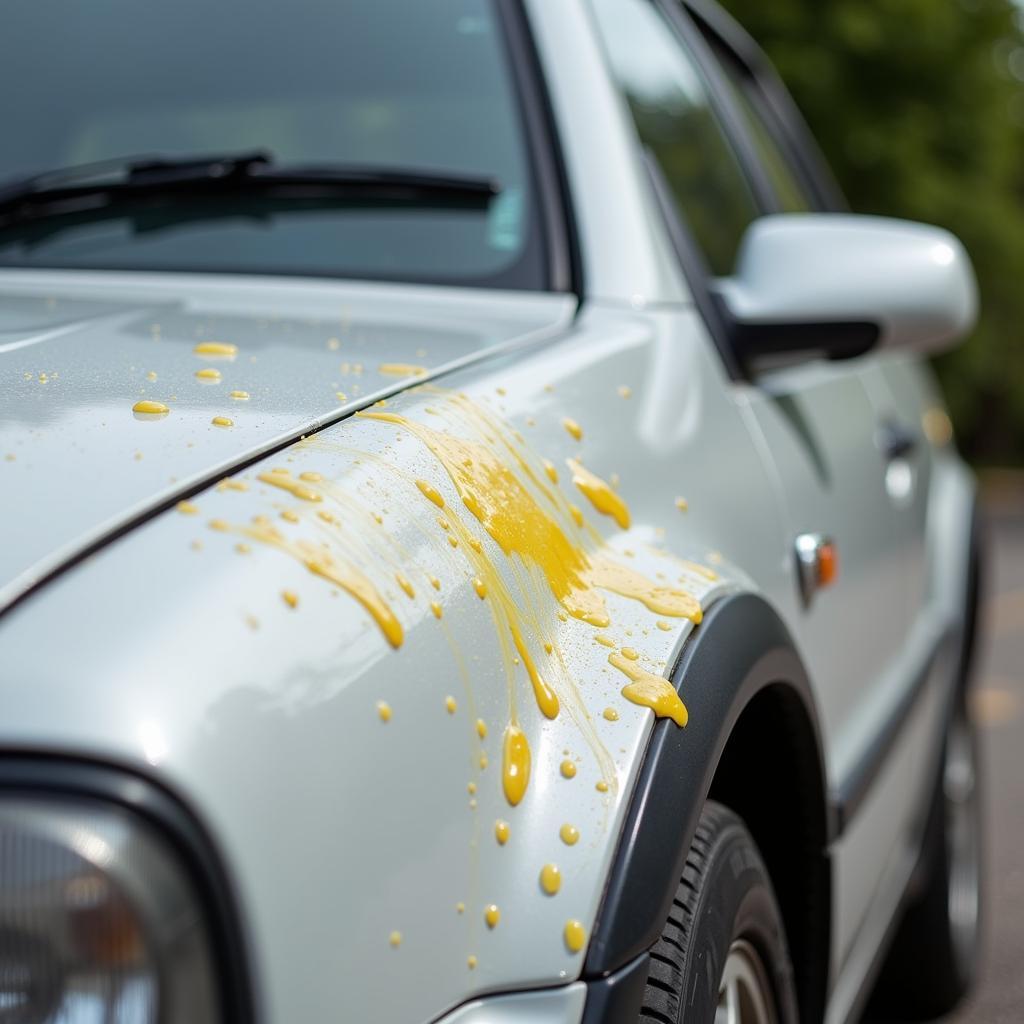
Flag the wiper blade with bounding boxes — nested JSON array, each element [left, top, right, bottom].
[[0, 151, 501, 226]]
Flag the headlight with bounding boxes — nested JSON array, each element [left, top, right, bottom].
[[0, 796, 219, 1023]]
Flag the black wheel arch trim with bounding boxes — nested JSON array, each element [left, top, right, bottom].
[[582, 589, 832, 980], [0, 753, 258, 1023]]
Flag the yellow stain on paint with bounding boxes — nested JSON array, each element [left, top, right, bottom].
[[379, 363, 428, 377], [257, 470, 322, 502], [502, 724, 530, 807], [132, 400, 169, 415], [562, 417, 583, 441], [567, 459, 630, 529], [176, 500, 199, 515], [193, 342, 237, 357], [609, 652, 688, 727]]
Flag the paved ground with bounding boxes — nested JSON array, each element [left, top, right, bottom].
[[940, 490, 1024, 1023]]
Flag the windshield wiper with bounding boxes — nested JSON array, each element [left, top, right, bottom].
[[0, 151, 501, 226]]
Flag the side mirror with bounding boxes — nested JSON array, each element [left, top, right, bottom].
[[713, 214, 978, 366]]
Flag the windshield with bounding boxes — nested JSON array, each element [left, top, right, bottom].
[[0, 0, 548, 289]]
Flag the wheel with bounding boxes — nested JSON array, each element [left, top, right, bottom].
[[639, 800, 799, 1024], [870, 695, 983, 1019]]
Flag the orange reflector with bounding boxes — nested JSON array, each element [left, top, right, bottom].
[[817, 543, 838, 587]]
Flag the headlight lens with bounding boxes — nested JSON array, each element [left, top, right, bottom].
[[0, 796, 219, 1023]]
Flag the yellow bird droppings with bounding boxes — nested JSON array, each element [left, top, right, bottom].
[[560, 823, 580, 846], [561, 417, 583, 441], [132, 400, 169, 415], [502, 724, 530, 806], [564, 920, 586, 953], [540, 863, 562, 895], [257, 471, 322, 502], [193, 342, 237, 357]]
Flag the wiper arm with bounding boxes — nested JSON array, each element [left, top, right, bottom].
[[0, 151, 501, 226]]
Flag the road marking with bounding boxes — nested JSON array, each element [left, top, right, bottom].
[[970, 681, 1021, 727]]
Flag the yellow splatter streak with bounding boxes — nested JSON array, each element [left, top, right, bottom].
[[609, 652, 688, 727], [562, 417, 583, 441], [193, 342, 237, 357], [379, 363, 428, 377], [502, 724, 530, 806], [567, 459, 630, 529]]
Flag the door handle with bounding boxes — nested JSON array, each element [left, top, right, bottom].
[[877, 420, 918, 461]]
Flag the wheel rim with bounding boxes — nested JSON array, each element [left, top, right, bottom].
[[715, 939, 776, 1024], [944, 708, 981, 970]]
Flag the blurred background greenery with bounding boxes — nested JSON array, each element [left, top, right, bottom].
[[723, 0, 1024, 466]]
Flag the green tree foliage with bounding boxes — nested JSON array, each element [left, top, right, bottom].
[[723, 0, 1024, 463]]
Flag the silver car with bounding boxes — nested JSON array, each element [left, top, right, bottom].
[[0, 1, 982, 1022]]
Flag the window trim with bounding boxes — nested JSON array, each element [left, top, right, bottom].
[[682, 0, 847, 212]]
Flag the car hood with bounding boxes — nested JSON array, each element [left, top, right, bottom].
[[0, 268, 574, 610]]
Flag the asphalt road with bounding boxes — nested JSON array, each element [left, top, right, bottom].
[[940, 494, 1024, 1023]]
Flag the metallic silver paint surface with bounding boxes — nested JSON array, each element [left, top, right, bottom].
[[433, 984, 585, 1024], [0, 269, 574, 608]]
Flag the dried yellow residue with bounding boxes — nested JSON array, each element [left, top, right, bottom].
[[609, 652, 688, 728]]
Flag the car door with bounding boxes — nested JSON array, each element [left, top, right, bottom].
[[587, 0, 927, 973]]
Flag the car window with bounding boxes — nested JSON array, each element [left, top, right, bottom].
[[0, 0, 549, 290], [705, 39, 812, 213], [589, 0, 760, 275]]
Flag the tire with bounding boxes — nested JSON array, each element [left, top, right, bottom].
[[639, 800, 799, 1024], [870, 695, 983, 1020]]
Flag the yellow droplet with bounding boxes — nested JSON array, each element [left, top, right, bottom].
[[456, 902, 465, 914], [335, 391, 347, 401], [132, 400, 169, 416], [472, 577, 487, 599], [258, 471, 322, 502], [569, 504, 584, 528], [235, 542, 251, 555], [445, 696, 457, 714], [594, 634, 615, 648], [431, 601, 443, 619], [282, 589, 299, 609], [327, 337, 341, 351], [495, 820, 510, 845], [595, 780, 609, 793], [389, 931, 402, 948], [415, 479, 445, 508], [603, 707, 619, 722], [429, 575, 441, 591], [299, 471, 322, 483], [378, 362, 428, 377], [610, 653, 688, 727], [544, 641, 554, 654], [447, 534, 459, 548], [543, 459, 559, 484], [145, 370, 158, 382], [317, 510, 335, 523], [228, 390, 249, 400], [195, 367, 222, 381], [618, 385, 632, 399], [437, 516, 451, 531], [620, 647, 639, 661], [564, 920, 586, 953], [560, 823, 580, 846], [176, 500, 199, 515], [562, 417, 583, 441], [468, 536, 482, 553], [502, 724, 531, 806], [496, 386, 507, 396], [377, 700, 393, 722], [656, 620, 672, 631], [467, 955, 477, 970], [467, 781, 477, 795], [476, 718, 488, 740], [396, 573, 415, 599], [675, 496, 688, 512], [193, 342, 237, 357], [540, 863, 561, 895], [281, 509, 299, 523], [211, 416, 233, 427], [208, 518, 230, 532], [560, 760, 577, 779], [480, 753, 489, 770], [567, 459, 631, 529], [38, 372, 48, 383], [484, 904, 500, 929]]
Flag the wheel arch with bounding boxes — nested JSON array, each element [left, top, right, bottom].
[[583, 591, 832, 1023]]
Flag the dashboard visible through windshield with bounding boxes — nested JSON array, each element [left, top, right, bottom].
[[0, 0, 549, 289]]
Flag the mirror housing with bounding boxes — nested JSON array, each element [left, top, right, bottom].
[[713, 214, 978, 366]]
